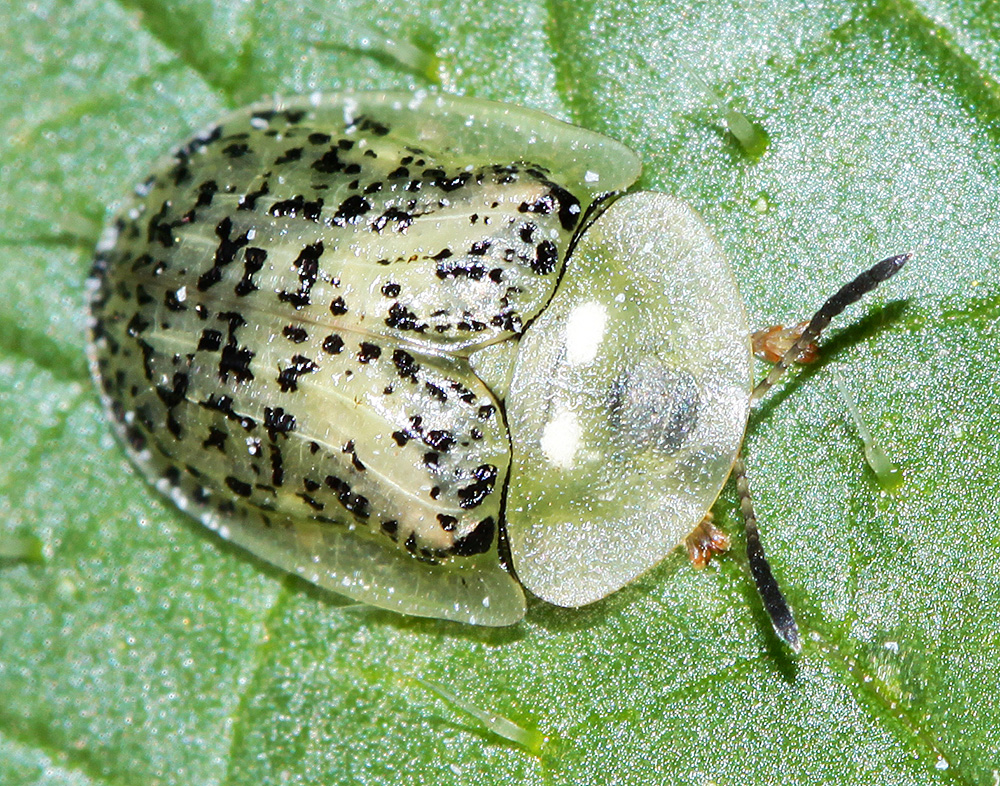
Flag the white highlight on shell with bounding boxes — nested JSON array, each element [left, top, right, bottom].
[[540, 406, 581, 469], [584, 170, 599, 183], [564, 301, 607, 367]]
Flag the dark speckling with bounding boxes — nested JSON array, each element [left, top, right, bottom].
[[282, 324, 309, 344], [357, 342, 381, 364], [322, 334, 345, 354], [86, 95, 612, 582], [225, 475, 253, 497]]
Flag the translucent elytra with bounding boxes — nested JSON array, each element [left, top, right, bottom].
[[86, 91, 644, 626]]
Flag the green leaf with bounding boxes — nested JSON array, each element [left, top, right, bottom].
[[2, 1, 998, 784]]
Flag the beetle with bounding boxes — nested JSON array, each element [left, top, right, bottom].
[[87, 90, 906, 647]]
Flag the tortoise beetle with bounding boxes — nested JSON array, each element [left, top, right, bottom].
[[87, 90, 906, 645]]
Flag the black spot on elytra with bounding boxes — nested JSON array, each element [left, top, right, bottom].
[[324, 474, 370, 518], [269, 194, 324, 221], [162, 465, 181, 487], [349, 116, 390, 136], [235, 246, 267, 296], [329, 296, 348, 316], [216, 311, 254, 384], [531, 240, 559, 275], [198, 217, 251, 292], [332, 195, 371, 225], [385, 302, 425, 332], [219, 344, 254, 383], [297, 493, 324, 511], [155, 372, 189, 409], [197, 328, 222, 352], [457, 464, 497, 509], [424, 430, 455, 452], [322, 334, 344, 354], [425, 382, 447, 402], [439, 172, 471, 192], [342, 440, 366, 471], [518, 183, 582, 232], [126, 312, 151, 337], [222, 142, 250, 158], [452, 517, 495, 556], [436, 257, 486, 280], [225, 475, 253, 497], [135, 338, 156, 380], [202, 427, 228, 452], [269, 444, 284, 486], [200, 393, 235, 417], [238, 181, 270, 210], [146, 200, 175, 248], [277, 355, 317, 392], [278, 241, 323, 308], [274, 146, 304, 165], [357, 342, 381, 364], [196, 180, 219, 207], [282, 325, 308, 344], [264, 406, 296, 439], [392, 349, 420, 382], [372, 207, 414, 233], [312, 146, 346, 174]]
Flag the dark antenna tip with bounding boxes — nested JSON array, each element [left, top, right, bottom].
[[869, 252, 912, 283], [734, 457, 802, 654], [745, 515, 802, 654]]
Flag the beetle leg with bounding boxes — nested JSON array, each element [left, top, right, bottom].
[[685, 513, 731, 569]]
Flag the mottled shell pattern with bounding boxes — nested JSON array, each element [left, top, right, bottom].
[[87, 91, 656, 625]]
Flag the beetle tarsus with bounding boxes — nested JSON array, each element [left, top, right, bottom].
[[685, 513, 731, 569]]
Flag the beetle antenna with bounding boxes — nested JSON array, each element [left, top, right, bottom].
[[737, 252, 910, 652], [750, 253, 911, 404], [733, 455, 801, 651]]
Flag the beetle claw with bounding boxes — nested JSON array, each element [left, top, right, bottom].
[[685, 514, 731, 569]]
